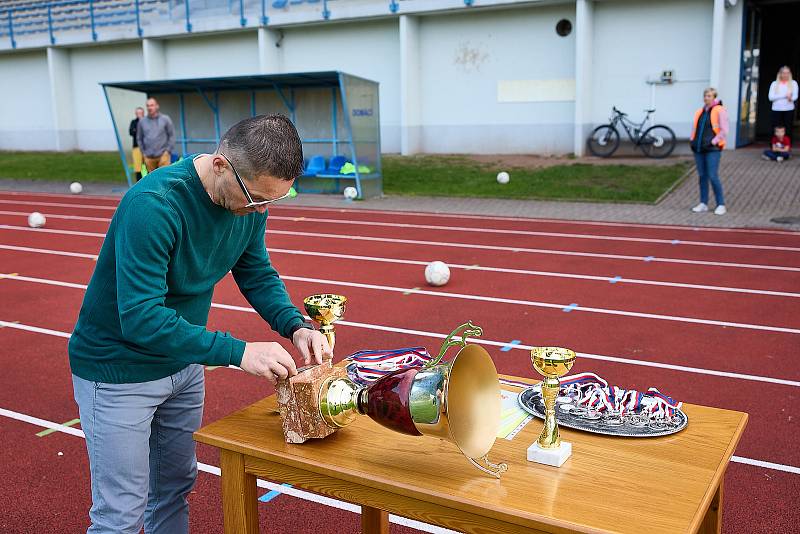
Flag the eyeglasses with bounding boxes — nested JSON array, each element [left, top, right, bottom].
[[219, 152, 292, 208]]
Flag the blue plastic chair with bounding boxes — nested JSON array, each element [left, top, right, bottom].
[[303, 155, 326, 176], [325, 155, 347, 174]]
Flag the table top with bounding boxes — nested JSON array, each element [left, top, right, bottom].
[[195, 373, 747, 534]]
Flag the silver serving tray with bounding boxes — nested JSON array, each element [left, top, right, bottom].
[[518, 385, 688, 438]]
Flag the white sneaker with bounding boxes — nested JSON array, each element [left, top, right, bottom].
[[777, 156, 784, 162], [714, 205, 727, 215], [691, 203, 709, 213]]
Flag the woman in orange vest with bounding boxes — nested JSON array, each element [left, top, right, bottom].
[[689, 87, 728, 215]]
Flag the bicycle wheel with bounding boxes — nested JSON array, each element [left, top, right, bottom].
[[640, 125, 676, 158], [587, 125, 620, 157]]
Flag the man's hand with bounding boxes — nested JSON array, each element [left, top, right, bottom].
[[292, 328, 332, 366], [240, 342, 298, 384]]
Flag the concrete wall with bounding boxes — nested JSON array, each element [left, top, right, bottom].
[[279, 19, 400, 152], [70, 44, 145, 150], [418, 4, 577, 154], [590, 0, 713, 139], [0, 51, 54, 150]]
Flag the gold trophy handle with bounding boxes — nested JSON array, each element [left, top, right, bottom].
[[425, 321, 483, 368]]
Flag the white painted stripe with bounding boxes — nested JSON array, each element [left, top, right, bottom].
[[329, 319, 800, 388], [277, 274, 800, 334], [4, 225, 798, 298], [0, 319, 72, 338], [0, 244, 98, 260], [269, 229, 800, 273], [731, 456, 800, 475], [3, 192, 797, 237], [0, 405, 453, 533], [266, 215, 800, 253], [267, 247, 800, 299], [0, 224, 106, 237], [4, 202, 799, 252], [0, 199, 118, 211], [0, 407, 86, 438], [2, 298, 799, 391], [3, 222, 798, 273], [2, 369, 799, 479], [0, 210, 111, 222], [4, 268, 798, 335], [269, 204, 800, 237]]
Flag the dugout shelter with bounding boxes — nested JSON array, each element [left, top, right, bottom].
[[101, 71, 382, 198]]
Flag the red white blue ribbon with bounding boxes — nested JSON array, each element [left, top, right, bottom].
[[346, 347, 432, 383], [558, 373, 681, 419]]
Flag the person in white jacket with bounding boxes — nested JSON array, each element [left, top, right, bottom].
[[768, 66, 798, 131]]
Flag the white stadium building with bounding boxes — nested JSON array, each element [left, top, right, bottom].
[[0, 0, 796, 156]]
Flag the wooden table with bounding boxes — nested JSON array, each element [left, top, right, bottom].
[[194, 374, 747, 534]]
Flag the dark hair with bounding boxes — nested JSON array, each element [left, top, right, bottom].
[[218, 114, 304, 181], [775, 125, 786, 130]]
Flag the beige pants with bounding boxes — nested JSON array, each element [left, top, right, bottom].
[[132, 147, 143, 176], [144, 151, 171, 172]]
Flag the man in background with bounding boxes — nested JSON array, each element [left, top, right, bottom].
[[129, 106, 145, 181], [137, 97, 175, 172]]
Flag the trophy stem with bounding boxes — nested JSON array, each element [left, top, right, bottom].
[[319, 324, 336, 351], [537, 376, 561, 449]]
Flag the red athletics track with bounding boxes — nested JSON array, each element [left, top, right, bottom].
[[0, 191, 799, 533]]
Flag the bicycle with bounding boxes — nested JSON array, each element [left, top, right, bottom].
[[587, 107, 676, 158]]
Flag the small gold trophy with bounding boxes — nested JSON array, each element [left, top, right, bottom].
[[303, 294, 347, 352], [527, 347, 576, 467]]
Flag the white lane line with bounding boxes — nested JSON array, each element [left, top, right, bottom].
[[278, 274, 800, 335], [269, 229, 800, 273], [0, 406, 453, 533], [3, 222, 799, 273], [4, 193, 798, 237], [731, 456, 800, 475], [0, 224, 106, 237], [0, 362, 798, 478], [0, 244, 98, 260], [0, 210, 111, 222], [265, 215, 800, 253], [267, 248, 800, 299], [3, 203, 798, 252], [4, 267, 799, 335], [3, 241, 798, 299], [268, 204, 800, 237], [4, 289, 800, 390]]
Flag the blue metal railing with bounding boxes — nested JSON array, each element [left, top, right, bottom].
[[0, 0, 453, 48]]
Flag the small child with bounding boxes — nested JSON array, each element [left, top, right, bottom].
[[762, 126, 792, 162]]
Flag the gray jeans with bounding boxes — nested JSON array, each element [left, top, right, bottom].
[[72, 364, 205, 534]]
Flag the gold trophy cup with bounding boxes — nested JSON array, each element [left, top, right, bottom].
[[303, 294, 347, 352], [527, 347, 576, 467]]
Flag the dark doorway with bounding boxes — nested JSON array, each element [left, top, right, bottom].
[[753, 0, 800, 141]]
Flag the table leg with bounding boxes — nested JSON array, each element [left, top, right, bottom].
[[699, 482, 723, 534], [220, 450, 259, 534], [361, 505, 389, 534]]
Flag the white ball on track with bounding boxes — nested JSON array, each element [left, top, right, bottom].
[[343, 186, 358, 200], [425, 261, 451, 287], [28, 212, 46, 228], [70, 182, 83, 194], [496, 171, 510, 184]]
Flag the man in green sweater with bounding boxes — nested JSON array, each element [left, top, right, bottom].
[[69, 114, 329, 534]]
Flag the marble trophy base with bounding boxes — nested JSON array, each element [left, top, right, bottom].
[[527, 441, 572, 467]]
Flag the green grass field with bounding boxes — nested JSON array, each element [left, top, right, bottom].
[[382, 155, 690, 203], [0, 151, 690, 203]]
